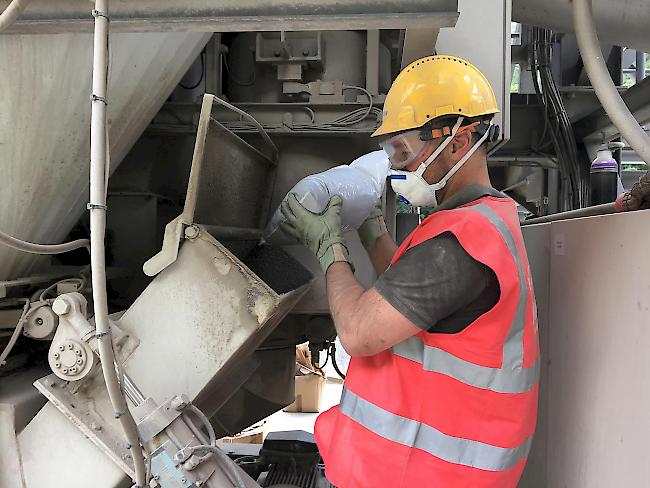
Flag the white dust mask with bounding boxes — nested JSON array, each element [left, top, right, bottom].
[[389, 118, 492, 208]]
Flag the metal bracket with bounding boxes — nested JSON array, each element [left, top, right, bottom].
[[34, 374, 136, 479]]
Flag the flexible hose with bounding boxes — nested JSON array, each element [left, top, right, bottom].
[[0, 0, 30, 33], [184, 404, 217, 445], [0, 230, 89, 255], [88, 1, 146, 486], [0, 299, 29, 368], [573, 0, 650, 164]]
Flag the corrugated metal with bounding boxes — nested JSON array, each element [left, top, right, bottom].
[[0, 32, 209, 280]]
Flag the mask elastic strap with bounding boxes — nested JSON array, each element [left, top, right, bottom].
[[432, 123, 493, 191], [415, 117, 465, 177]]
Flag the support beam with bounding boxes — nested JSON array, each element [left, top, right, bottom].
[[574, 75, 650, 143], [0, 0, 459, 34]]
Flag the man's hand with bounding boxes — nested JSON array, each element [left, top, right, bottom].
[[616, 170, 650, 211], [357, 205, 388, 251], [358, 205, 397, 276], [280, 194, 352, 274]]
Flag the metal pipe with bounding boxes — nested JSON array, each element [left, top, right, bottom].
[[573, 0, 650, 165], [522, 202, 617, 226], [0, 230, 89, 255], [488, 155, 559, 169], [0, 0, 30, 32], [87, 1, 146, 485]]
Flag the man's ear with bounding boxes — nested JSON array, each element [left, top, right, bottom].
[[450, 131, 473, 159]]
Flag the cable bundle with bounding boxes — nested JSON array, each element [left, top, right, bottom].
[[530, 27, 588, 211]]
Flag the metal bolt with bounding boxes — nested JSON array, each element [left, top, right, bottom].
[[184, 225, 199, 239], [70, 367, 77, 373], [52, 298, 70, 316], [62, 368, 68, 374], [67, 343, 73, 350], [53, 352, 60, 359], [90, 422, 102, 431], [54, 362, 61, 368], [35, 317, 44, 326], [58, 345, 65, 352], [76, 358, 83, 365], [170, 395, 189, 411], [181, 479, 186, 484]]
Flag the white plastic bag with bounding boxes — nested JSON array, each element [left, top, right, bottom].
[[264, 150, 390, 244]]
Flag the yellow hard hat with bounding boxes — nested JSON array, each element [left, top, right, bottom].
[[372, 55, 499, 138]]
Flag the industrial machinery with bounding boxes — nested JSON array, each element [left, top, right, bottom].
[[1, 0, 649, 487]]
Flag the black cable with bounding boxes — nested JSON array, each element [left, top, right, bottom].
[[223, 51, 256, 87], [179, 51, 205, 90], [329, 342, 346, 380]]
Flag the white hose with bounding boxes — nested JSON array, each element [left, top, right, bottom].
[[0, 230, 89, 255], [0, 0, 30, 33], [573, 0, 650, 164], [0, 299, 29, 368], [88, 1, 146, 486]]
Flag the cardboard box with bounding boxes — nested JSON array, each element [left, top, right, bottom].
[[283, 373, 326, 413], [220, 421, 267, 444]]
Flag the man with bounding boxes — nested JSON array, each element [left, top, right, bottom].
[[281, 56, 539, 488]]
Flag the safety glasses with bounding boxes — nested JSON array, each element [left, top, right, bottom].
[[378, 129, 429, 170]]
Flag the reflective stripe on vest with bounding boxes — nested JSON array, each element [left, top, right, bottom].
[[339, 388, 533, 472], [391, 203, 538, 394], [337, 201, 538, 473]]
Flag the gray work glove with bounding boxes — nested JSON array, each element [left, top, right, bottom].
[[280, 194, 352, 274], [357, 205, 389, 251]]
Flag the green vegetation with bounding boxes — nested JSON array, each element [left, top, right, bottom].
[[511, 64, 521, 93]]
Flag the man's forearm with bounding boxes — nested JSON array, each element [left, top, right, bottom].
[[326, 261, 423, 357], [366, 233, 398, 276], [326, 262, 365, 352]]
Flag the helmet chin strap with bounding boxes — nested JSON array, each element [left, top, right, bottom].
[[417, 119, 493, 206]]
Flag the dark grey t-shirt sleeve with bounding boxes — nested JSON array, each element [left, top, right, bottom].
[[373, 232, 500, 333]]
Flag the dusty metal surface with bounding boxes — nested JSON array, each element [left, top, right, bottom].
[[0, 0, 459, 34], [513, 0, 650, 53], [0, 32, 209, 281], [194, 119, 275, 232], [18, 402, 128, 488], [33, 374, 136, 479], [120, 230, 311, 413], [521, 210, 650, 487], [0, 403, 26, 488]]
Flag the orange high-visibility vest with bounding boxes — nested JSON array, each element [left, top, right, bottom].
[[315, 196, 540, 488]]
